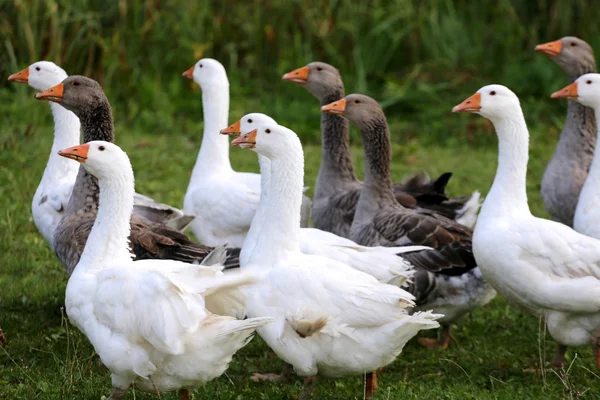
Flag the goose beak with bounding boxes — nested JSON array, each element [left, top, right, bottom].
[[8, 67, 30, 84], [282, 66, 309, 85], [231, 129, 257, 148], [535, 40, 563, 57], [551, 82, 578, 100], [452, 92, 481, 113], [321, 98, 346, 115], [35, 83, 64, 102], [182, 65, 195, 79], [220, 120, 241, 136], [58, 143, 90, 163]]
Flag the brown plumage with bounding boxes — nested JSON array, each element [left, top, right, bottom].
[[47, 76, 240, 275]]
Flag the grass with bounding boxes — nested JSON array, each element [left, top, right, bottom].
[[2, 85, 600, 399]]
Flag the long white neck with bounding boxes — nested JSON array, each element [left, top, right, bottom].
[[240, 154, 270, 266], [480, 112, 532, 220], [43, 103, 81, 182], [574, 106, 600, 236], [190, 83, 233, 181], [75, 164, 135, 272], [247, 145, 303, 266]]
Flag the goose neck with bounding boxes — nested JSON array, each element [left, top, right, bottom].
[[247, 147, 303, 266], [315, 90, 358, 198], [79, 101, 115, 143], [44, 103, 81, 180], [75, 165, 135, 272], [582, 106, 600, 189], [192, 84, 232, 178], [482, 113, 531, 217]]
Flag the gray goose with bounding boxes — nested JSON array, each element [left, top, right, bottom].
[[536, 36, 597, 227], [283, 62, 480, 238], [35, 76, 240, 275], [321, 94, 496, 349]]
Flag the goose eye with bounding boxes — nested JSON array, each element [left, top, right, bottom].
[[571, 42, 577, 47], [587, 80, 592, 84], [354, 100, 360, 104], [490, 91, 496, 95], [265, 129, 271, 134], [248, 119, 253, 123], [316, 67, 323, 71], [72, 81, 80, 86], [35, 67, 40, 71], [199, 64, 203, 68], [98, 146, 105, 151]]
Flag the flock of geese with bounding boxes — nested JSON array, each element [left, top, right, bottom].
[[4, 35, 600, 399]]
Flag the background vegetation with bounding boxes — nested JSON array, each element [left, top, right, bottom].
[[2, 0, 600, 399]]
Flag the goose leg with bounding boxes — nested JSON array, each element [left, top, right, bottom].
[[550, 344, 567, 369], [365, 371, 378, 400], [299, 376, 317, 400], [592, 329, 600, 370], [0, 328, 6, 346], [251, 363, 294, 382], [105, 387, 126, 400], [178, 388, 190, 400], [418, 325, 455, 349]]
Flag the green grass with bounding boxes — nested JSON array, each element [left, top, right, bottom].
[[2, 89, 600, 399]]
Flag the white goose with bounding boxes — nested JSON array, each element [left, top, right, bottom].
[[552, 74, 600, 240], [58, 141, 273, 400], [182, 59, 310, 248], [8, 62, 194, 250], [221, 113, 426, 285], [454, 84, 600, 369], [231, 122, 440, 399], [9, 62, 79, 247]]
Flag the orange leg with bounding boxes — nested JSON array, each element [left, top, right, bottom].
[[418, 325, 455, 350], [551, 344, 567, 369], [365, 370, 378, 399], [251, 363, 295, 382]]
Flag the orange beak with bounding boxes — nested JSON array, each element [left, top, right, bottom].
[[220, 120, 241, 136], [182, 65, 195, 79], [282, 65, 310, 85], [321, 98, 347, 115], [35, 83, 64, 102], [452, 92, 481, 113], [535, 40, 563, 58], [58, 143, 90, 163], [8, 67, 30, 84], [551, 82, 579, 100], [231, 129, 257, 148]]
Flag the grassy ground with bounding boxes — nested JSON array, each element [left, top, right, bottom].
[[2, 92, 600, 400]]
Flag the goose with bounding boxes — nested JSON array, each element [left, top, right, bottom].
[[321, 95, 496, 349], [181, 59, 311, 248], [57, 140, 273, 400], [34, 77, 241, 277], [454, 84, 600, 370], [283, 62, 481, 237], [553, 74, 600, 240], [8, 61, 194, 250], [230, 121, 440, 399], [536, 37, 597, 226]]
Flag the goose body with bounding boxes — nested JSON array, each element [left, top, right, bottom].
[[283, 62, 481, 238], [59, 141, 272, 397], [536, 37, 597, 226], [321, 94, 495, 348], [456, 83, 600, 368], [231, 122, 439, 396], [182, 59, 310, 249], [34, 76, 240, 276]]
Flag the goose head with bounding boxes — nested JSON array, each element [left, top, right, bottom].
[[182, 58, 229, 89], [453, 84, 521, 122], [321, 93, 383, 130], [232, 122, 299, 160], [58, 141, 129, 180], [282, 62, 344, 99], [551, 73, 600, 109], [220, 113, 277, 137], [34, 76, 106, 116], [8, 61, 68, 91], [536, 37, 595, 77]]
